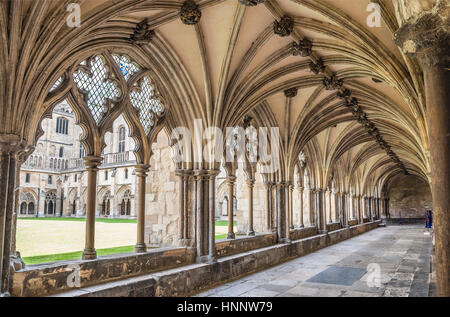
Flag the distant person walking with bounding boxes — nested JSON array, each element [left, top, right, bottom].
[[425, 210, 433, 232]]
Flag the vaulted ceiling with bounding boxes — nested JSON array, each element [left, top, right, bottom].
[[0, 0, 430, 195]]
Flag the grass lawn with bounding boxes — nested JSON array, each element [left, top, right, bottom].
[[22, 245, 136, 265], [215, 234, 227, 240], [17, 217, 235, 265], [215, 220, 236, 227], [18, 217, 137, 224]]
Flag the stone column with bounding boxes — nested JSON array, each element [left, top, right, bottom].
[[343, 193, 349, 228], [176, 170, 191, 245], [82, 156, 103, 260], [246, 178, 255, 236], [208, 170, 219, 263], [194, 170, 205, 261], [349, 193, 355, 220], [319, 189, 327, 234], [326, 189, 332, 224], [288, 183, 294, 229], [0, 136, 25, 296], [335, 192, 340, 223], [275, 182, 288, 242], [135, 164, 149, 253], [309, 189, 315, 226], [226, 176, 236, 239], [264, 181, 272, 232], [298, 186, 304, 228], [284, 183, 291, 242]]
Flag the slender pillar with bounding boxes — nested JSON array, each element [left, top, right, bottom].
[[264, 181, 272, 232], [208, 170, 219, 263], [0, 136, 25, 296], [226, 176, 236, 239], [343, 193, 349, 228], [298, 187, 304, 228], [309, 189, 315, 226], [82, 156, 102, 260], [246, 178, 255, 236], [326, 189, 332, 224], [275, 183, 287, 242], [288, 184, 294, 229], [135, 164, 149, 253], [284, 183, 291, 242], [319, 189, 327, 234], [176, 170, 191, 245], [349, 193, 355, 220]]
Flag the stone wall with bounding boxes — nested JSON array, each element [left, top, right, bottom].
[[388, 175, 432, 219], [11, 247, 196, 297], [145, 132, 181, 247]]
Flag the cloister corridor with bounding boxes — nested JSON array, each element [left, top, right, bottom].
[[196, 225, 433, 297]]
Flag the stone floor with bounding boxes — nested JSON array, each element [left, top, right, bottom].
[[195, 225, 433, 297]]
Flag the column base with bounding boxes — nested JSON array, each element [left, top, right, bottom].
[[82, 248, 97, 260], [320, 229, 328, 235], [10, 252, 25, 272], [207, 255, 217, 264], [289, 225, 295, 229], [179, 238, 193, 247], [247, 230, 255, 236], [227, 232, 235, 239], [135, 243, 147, 253], [196, 255, 210, 263]]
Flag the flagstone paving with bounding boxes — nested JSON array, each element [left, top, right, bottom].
[[195, 225, 433, 297]]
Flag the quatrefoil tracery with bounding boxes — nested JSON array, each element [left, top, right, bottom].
[[71, 53, 165, 136]]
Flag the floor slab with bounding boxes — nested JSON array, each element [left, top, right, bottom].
[[195, 225, 433, 297]]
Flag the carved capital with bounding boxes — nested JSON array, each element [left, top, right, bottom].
[[180, 0, 202, 25], [83, 156, 103, 170], [274, 15, 294, 37], [135, 164, 150, 177], [394, 1, 449, 68]]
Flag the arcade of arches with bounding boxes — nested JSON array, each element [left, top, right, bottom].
[[0, 0, 448, 297]]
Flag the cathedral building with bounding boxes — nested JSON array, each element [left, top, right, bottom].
[[18, 101, 138, 218]]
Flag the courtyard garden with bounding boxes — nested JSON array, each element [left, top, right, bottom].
[[16, 217, 237, 265]]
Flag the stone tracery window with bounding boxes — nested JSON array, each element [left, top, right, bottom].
[[112, 54, 140, 82], [120, 189, 132, 216], [130, 77, 164, 135], [44, 192, 56, 215], [72, 53, 165, 137], [73, 56, 121, 124], [118, 126, 126, 153]]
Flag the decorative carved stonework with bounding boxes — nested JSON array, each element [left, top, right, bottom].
[[238, 0, 266, 6], [284, 87, 298, 98], [291, 39, 313, 57], [357, 113, 367, 124], [180, 0, 201, 25], [242, 115, 253, 128], [393, 1, 449, 68], [337, 89, 351, 99], [345, 97, 358, 108], [309, 58, 326, 74], [130, 19, 155, 45], [274, 15, 294, 37], [323, 73, 343, 90], [394, 1, 450, 67]]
